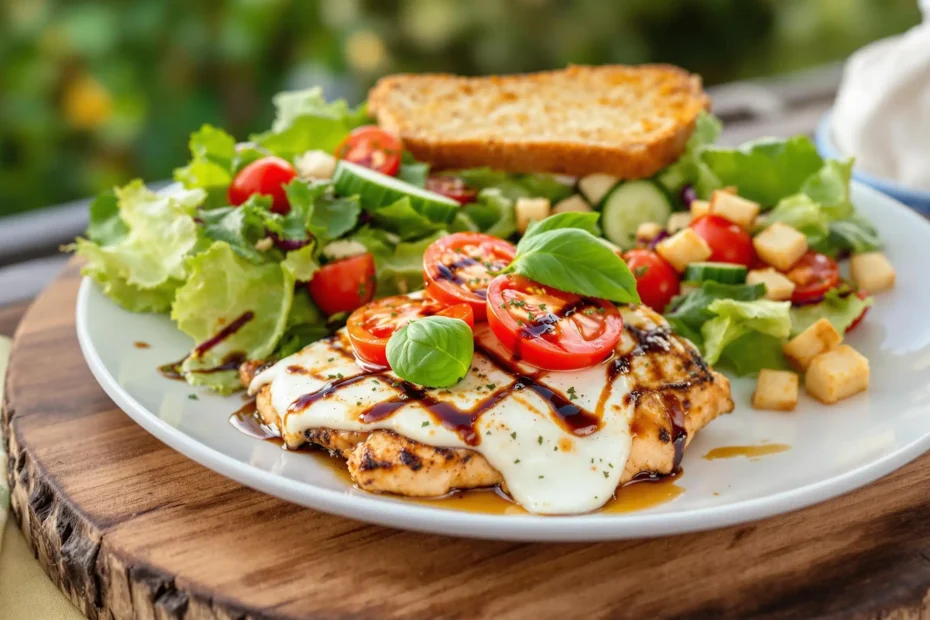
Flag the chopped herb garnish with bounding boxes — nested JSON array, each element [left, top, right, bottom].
[[327, 357, 335, 362], [567, 386, 577, 400], [539, 303, 547, 311], [538, 475, 544, 479], [537, 435, 543, 445], [422, 421, 430, 427], [603, 471, 610, 478], [634, 265, 649, 277], [486, 383, 497, 390], [486, 430, 491, 436], [514, 459, 520, 464], [337, 373, 344, 379], [510, 431, 517, 439], [187, 393, 198, 400]]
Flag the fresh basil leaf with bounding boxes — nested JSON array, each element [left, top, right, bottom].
[[507, 229, 639, 303], [86, 190, 127, 246], [386, 316, 474, 388], [518, 211, 601, 247], [371, 197, 442, 240]]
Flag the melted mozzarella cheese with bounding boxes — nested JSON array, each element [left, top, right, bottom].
[[250, 326, 635, 515]]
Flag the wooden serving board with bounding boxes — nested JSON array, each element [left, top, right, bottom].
[[6, 263, 930, 619]]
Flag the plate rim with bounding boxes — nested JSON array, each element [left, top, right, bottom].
[[75, 181, 930, 542]]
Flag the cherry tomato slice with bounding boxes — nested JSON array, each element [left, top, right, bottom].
[[308, 253, 376, 316], [690, 215, 755, 266], [784, 251, 841, 304], [436, 303, 475, 329], [346, 296, 473, 367], [228, 156, 297, 215], [846, 290, 870, 333], [335, 126, 402, 176], [425, 176, 477, 204], [423, 232, 517, 321], [485, 274, 623, 371], [622, 249, 681, 312]]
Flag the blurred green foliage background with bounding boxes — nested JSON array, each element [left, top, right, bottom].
[[0, 0, 920, 216]]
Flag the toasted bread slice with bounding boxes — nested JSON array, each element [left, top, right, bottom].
[[368, 64, 710, 179]]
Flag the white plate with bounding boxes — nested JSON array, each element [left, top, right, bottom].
[[77, 182, 930, 541]]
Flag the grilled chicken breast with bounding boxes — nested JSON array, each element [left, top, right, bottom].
[[244, 304, 733, 514]]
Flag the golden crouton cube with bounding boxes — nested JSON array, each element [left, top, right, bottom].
[[635, 221, 663, 245], [747, 268, 796, 301], [753, 223, 808, 270], [666, 212, 693, 234], [710, 191, 760, 230], [515, 197, 551, 234], [656, 228, 712, 273], [752, 369, 799, 411], [805, 345, 870, 404], [783, 318, 842, 371], [850, 252, 895, 292], [690, 199, 710, 220]]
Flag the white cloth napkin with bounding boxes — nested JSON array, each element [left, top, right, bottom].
[[832, 0, 930, 189]]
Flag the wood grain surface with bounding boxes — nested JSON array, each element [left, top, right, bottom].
[[5, 263, 930, 619]]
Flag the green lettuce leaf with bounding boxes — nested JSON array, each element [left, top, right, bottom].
[[284, 179, 360, 243], [85, 190, 126, 246], [72, 182, 205, 311], [700, 136, 824, 207], [657, 112, 723, 199], [701, 298, 791, 365], [818, 214, 882, 255], [449, 211, 480, 233], [789, 288, 873, 337], [456, 168, 573, 203], [370, 197, 442, 240], [253, 88, 368, 161], [353, 228, 445, 296], [800, 158, 854, 219], [766, 194, 830, 247], [397, 152, 429, 187], [281, 244, 320, 282], [461, 188, 516, 238], [664, 281, 766, 345], [273, 289, 330, 358], [171, 242, 294, 393], [716, 332, 791, 376], [173, 125, 238, 205], [197, 196, 281, 264]]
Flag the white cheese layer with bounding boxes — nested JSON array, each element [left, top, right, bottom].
[[250, 326, 634, 515]]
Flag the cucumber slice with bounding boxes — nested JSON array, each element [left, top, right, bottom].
[[683, 262, 748, 285], [333, 161, 459, 223], [601, 181, 673, 250]]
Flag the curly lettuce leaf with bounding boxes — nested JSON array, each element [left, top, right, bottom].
[[701, 298, 791, 366], [789, 289, 873, 337], [700, 136, 824, 207], [285, 179, 360, 244], [664, 281, 766, 345], [172, 242, 294, 393], [85, 190, 126, 246], [801, 158, 854, 219], [657, 111, 723, 200], [197, 195, 281, 264], [72, 182, 205, 311], [456, 168, 573, 203], [766, 194, 830, 247]]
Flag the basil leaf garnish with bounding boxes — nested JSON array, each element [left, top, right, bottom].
[[519, 211, 601, 246], [386, 316, 474, 388], [506, 228, 640, 304]]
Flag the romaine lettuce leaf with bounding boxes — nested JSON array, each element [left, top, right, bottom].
[[657, 112, 723, 199], [789, 289, 873, 337], [701, 298, 792, 365], [172, 242, 294, 393], [72, 182, 205, 312], [456, 168, 573, 203], [700, 136, 824, 207]]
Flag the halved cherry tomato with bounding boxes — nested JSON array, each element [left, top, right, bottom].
[[308, 253, 376, 316], [486, 274, 623, 371], [436, 303, 475, 329], [335, 126, 402, 176], [622, 249, 680, 312], [784, 251, 841, 305], [846, 290, 870, 333], [690, 215, 755, 266], [425, 176, 477, 204], [423, 232, 516, 321], [346, 296, 473, 367], [228, 156, 297, 215]]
